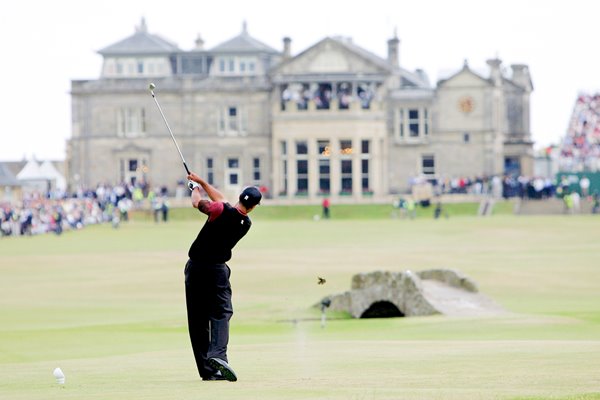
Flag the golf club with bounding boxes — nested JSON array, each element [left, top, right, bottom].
[[148, 82, 190, 175]]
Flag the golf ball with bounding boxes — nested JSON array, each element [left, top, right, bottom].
[[53, 367, 65, 384]]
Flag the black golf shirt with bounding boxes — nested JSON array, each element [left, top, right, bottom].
[[188, 202, 251, 264]]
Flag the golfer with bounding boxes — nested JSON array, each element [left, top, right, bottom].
[[184, 171, 262, 382]]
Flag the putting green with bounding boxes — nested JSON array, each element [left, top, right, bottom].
[[1, 213, 599, 399]]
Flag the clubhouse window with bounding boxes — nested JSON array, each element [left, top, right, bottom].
[[253, 157, 261, 182], [422, 155, 435, 176], [396, 107, 430, 140], [341, 159, 352, 193], [341, 140, 353, 194], [117, 107, 146, 137], [226, 157, 240, 188], [218, 106, 246, 136], [362, 140, 370, 191], [297, 160, 308, 193], [296, 141, 308, 194], [206, 158, 214, 185]]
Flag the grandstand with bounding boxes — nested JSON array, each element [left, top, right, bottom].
[[559, 93, 600, 172]]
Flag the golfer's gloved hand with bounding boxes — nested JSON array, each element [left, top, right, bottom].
[[188, 180, 199, 191]]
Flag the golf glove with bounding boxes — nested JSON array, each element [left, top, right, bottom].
[[188, 180, 199, 191]]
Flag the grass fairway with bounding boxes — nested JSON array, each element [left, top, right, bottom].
[[1, 210, 599, 400]]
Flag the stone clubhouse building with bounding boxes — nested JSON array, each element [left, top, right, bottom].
[[67, 19, 534, 202]]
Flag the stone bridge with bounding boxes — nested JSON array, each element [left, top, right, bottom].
[[320, 269, 505, 318]]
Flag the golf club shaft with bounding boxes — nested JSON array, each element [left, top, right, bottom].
[[149, 87, 190, 175]]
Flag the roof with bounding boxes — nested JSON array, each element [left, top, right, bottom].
[[0, 163, 20, 186], [330, 36, 394, 73], [399, 67, 431, 88], [437, 61, 492, 86], [211, 22, 279, 54], [98, 18, 180, 55], [272, 35, 430, 89], [328, 36, 430, 88], [271, 36, 391, 78], [3, 160, 26, 176]]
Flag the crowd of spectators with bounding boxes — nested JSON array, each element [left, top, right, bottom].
[[559, 93, 600, 172], [498, 176, 557, 199], [280, 82, 375, 111], [3, 170, 595, 239], [0, 181, 177, 238], [1, 195, 108, 237], [417, 175, 558, 200]]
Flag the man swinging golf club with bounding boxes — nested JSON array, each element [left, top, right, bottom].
[[147, 83, 261, 381], [185, 171, 261, 382]]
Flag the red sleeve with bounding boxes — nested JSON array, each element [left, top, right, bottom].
[[206, 201, 224, 222]]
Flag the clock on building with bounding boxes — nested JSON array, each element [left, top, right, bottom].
[[458, 96, 474, 113]]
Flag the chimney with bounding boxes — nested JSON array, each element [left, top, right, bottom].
[[387, 29, 400, 67], [136, 17, 148, 33], [194, 34, 205, 50], [486, 58, 502, 86], [511, 64, 532, 91], [283, 37, 292, 59]]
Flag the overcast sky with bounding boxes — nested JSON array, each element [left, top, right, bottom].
[[1, 0, 598, 161]]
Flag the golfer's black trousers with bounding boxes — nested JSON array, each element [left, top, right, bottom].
[[184, 259, 233, 379]]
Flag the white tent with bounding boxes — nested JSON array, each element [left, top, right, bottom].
[[16, 159, 44, 181], [39, 160, 66, 191], [17, 159, 66, 193]]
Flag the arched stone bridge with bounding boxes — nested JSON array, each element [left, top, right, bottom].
[[320, 269, 505, 318]]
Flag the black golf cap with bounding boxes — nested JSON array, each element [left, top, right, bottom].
[[239, 186, 262, 208]]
